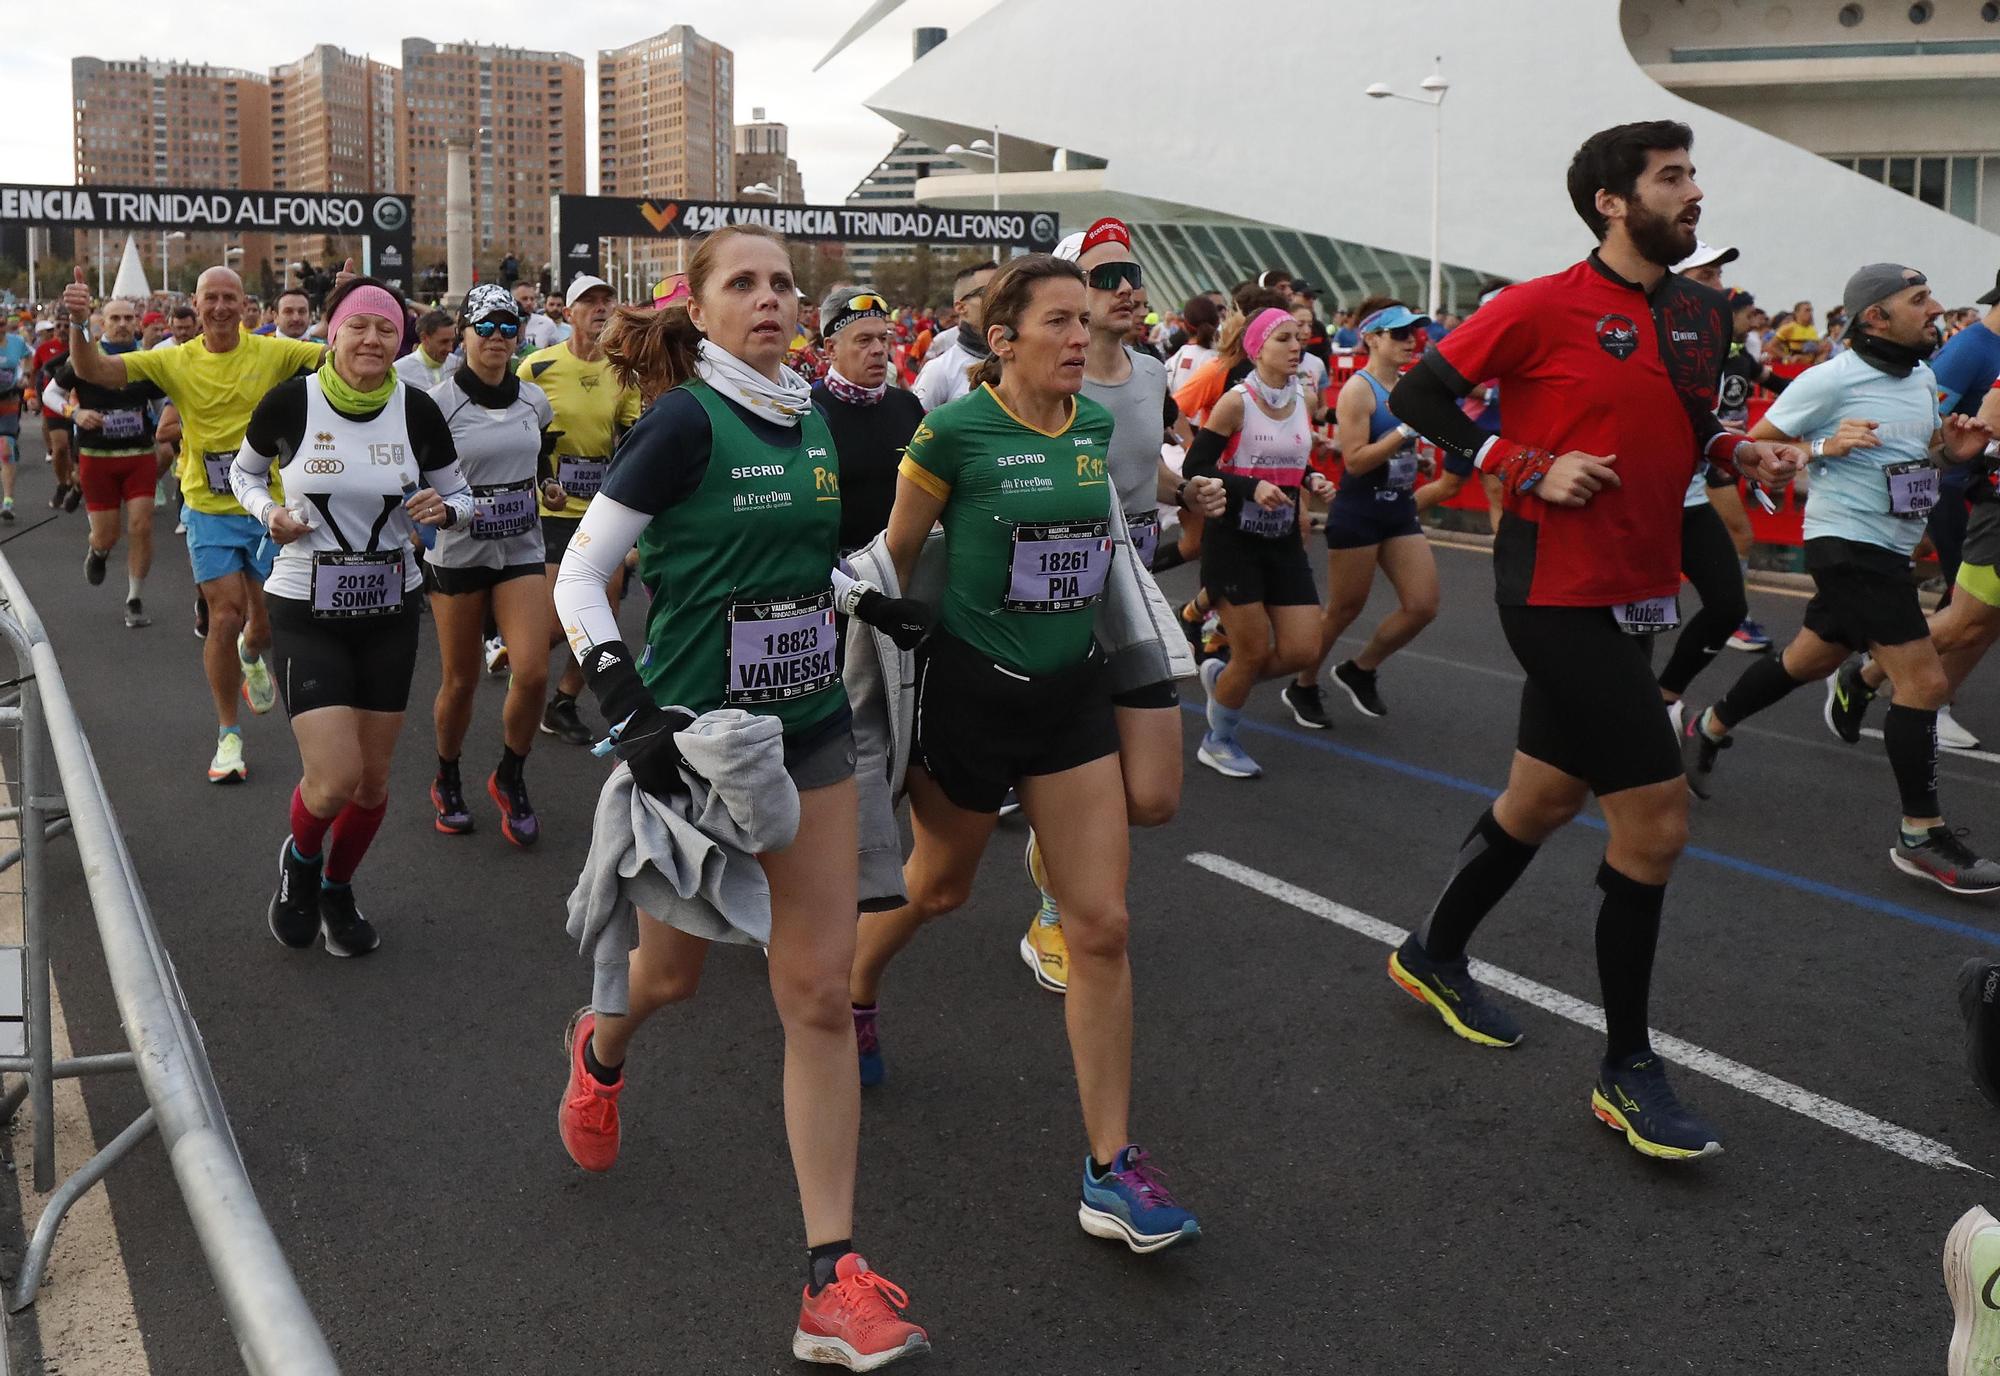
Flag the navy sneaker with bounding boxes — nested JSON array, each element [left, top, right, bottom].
[[1387, 934, 1524, 1048], [1681, 709, 1730, 800], [1591, 1052, 1723, 1161], [855, 1004, 884, 1088], [1078, 1146, 1200, 1254]]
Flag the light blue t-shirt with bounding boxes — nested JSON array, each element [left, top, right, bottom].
[[0, 335, 29, 392], [1766, 349, 1940, 557]]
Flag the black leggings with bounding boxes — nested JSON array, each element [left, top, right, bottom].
[[1657, 502, 1748, 698]]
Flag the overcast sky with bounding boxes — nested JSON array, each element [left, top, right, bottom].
[[4, 0, 997, 203]]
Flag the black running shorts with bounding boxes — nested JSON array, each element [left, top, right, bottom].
[[267, 594, 422, 717], [428, 561, 544, 597], [912, 630, 1118, 814], [541, 514, 581, 565], [1499, 603, 1684, 797], [1200, 521, 1318, 609], [1800, 536, 1929, 653]]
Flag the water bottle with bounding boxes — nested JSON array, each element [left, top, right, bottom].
[[400, 475, 436, 551]]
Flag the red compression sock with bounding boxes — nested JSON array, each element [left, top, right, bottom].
[[290, 786, 336, 860], [323, 799, 388, 884]]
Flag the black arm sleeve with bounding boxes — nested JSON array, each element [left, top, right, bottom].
[[1183, 427, 1257, 505], [241, 378, 309, 460], [404, 388, 461, 472], [597, 386, 714, 516], [1389, 355, 1489, 464]]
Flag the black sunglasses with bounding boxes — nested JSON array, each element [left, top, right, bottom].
[[1379, 325, 1416, 342], [471, 319, 521, 339], [1086, 261, 1143, 292]]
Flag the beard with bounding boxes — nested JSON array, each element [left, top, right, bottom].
[[1627, 200, 1697, 270]]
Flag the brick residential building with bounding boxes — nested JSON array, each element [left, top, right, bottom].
[[269, 45, 400, 276], [597, 25, 734, 289]]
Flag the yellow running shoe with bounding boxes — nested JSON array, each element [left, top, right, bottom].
[[207, 729, 247, 784], [1019, 900, 1068, 994], [1024, 830, 1050, 893], [1946, 1204, 2000, 1375], [238, 633, 277, 715]]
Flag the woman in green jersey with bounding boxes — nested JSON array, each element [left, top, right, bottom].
[[849, 254, 1202, 1255], [550, 226, 930, 1370]]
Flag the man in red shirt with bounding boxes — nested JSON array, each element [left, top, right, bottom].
[[29, 321, 80, 511], [1384, 120, 1801, 1162]]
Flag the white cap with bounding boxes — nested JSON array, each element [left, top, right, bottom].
[[564, 274, 614, 307], [1051, 231, 1086, 262], [33, 320, 54, 333], [1673, 240, 1739, 273]]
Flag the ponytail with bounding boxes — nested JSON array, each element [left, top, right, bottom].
[[600, 303, 701, 403]]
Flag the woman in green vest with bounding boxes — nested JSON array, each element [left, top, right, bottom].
[[550, 226, 929, 1370]]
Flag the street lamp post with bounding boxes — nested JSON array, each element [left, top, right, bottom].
[[944, 126, 1004, 256], [159, 230, 186, 294], [741, 182, 780, 202], [1365, 58, 1450, 317]]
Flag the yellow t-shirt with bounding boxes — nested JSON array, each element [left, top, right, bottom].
[[123, 333, 322, 516], [519, 344, 642, 518], [1775, 321, 1822, 362]]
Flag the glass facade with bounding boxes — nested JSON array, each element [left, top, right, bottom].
[[1127, 220, 1488, 315], [1825, 152, 1998, 226]]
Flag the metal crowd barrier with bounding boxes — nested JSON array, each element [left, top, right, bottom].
[[0, 553, 338, 1374]]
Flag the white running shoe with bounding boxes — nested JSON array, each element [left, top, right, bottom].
[[1939, 705, 1982, 753], [238, 633, 277, 715], [207, 730, 247, 784], [484, 635, 509, 675], [1946, 1204, 2000, 1376], [1666, 699, 1685, 741]]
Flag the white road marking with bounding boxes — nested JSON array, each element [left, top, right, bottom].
[[1186, 850, 1978, 1174], [1860, 726, 2000, 767]]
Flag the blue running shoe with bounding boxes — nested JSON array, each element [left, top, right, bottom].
[[1197, 732, 1261, 779], [1387, 935, 1523, 1048], [1078, 1146, 1200, 1254], [1591, 1052, 1723, 1161], [855, 1004, 884, 1088], [1725, 618, 1771, 653]]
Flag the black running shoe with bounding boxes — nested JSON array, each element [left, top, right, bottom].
[[1681, 709, 1730, 800], [83, 546, 108, 586], [1591, 1052, 1723, 1161], [540, 696, 593, 747], [1280, 681, 1331, 730], [61, 483, 81, 513], [1958, 958, 2000, 1111], [1331, 660, 1387, 718], [1823, 659, 1873, 745], [1387, 934, 1524, 1048], [318, 885, 380, 957], [267, 838, 321, 950], [1893, 826, 2000, 895], [123, 599, 149, 629]]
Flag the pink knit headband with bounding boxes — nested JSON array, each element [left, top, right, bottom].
[[328, 285, 402, 339], [1244, 307, 1290, 361]]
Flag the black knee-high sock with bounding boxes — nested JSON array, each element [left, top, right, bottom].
[[1418, 807, 1540, 961], [1883, 703, 1941, 820], [1595, 861, 1666, 1063], [1711, 653, 1808, 731]]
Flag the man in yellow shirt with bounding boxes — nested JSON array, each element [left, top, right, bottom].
[[62, 264, 322, 784], [1774, 300, 1826, 365], [519, 274, 640, 745]]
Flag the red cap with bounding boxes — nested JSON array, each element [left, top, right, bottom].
[[1078, 217, 1130, 253], [141, 311, 165, 326]]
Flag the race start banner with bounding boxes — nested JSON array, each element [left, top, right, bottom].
[[0, 184, 415, 294], [554, 194, 1060, 282]]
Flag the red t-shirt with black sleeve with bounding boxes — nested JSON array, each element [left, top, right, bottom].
[[1430, 254, 1730, 608]]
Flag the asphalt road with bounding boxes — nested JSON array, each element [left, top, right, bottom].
[[3, 440, 1997, 1374]]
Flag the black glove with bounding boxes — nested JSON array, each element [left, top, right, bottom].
[[580, 638, 696, 797], [852, 589, 933, 652]]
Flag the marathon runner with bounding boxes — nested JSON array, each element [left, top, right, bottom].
[[1163, 294, 1219, 393], [1383, 121, 1802, 1161], [393, 309, 460, 391], [1184, 306, 1335, 778], [911, 261, 997, 411], [232, 276, 472, 956], [849, 253, 1202, 1257], [28, 318, 80, 513], [44, 296, 166, 627], [551, 225, 930, 1370], [424, 285, 554, 846], [62, 264, 327, 784], [522, 273, 641, 747], [1285, 302, 1440, 727], [808, 287, 924, 553], [1018, 218, 1221, 992], [1685, 264, 2000, 894], [1829, 279, 2000, 752], [0, 322, 31, 522]]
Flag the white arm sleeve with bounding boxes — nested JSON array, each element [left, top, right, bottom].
[[553, 496, 651, 659], [40, 379, 68, 415], [229, 440, 281, 527]]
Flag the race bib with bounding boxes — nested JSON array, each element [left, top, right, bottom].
[[1884, 461, 1939, 519], [1386, 453, 1419, 490], [556, 455, 606, 500], [726, 590, 838, 704], [469, 480, 537, 540], [1126, 513, 1160, 570], [1612, 595, 1679, 635], [98, 409, 145, 442], [1238, 501, 1297, 538], [310, 550, 404, 620], [1003, 519, 1114, 614], [202, 450, 235, 494]]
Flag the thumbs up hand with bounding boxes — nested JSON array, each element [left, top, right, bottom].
[[332, 257, 358, 292], [60, 267, 91, 319]]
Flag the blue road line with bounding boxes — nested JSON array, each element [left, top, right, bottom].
[[1181, 702, 2000, 947]]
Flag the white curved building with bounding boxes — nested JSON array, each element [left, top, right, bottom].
[[842, 0, 2000, 312]]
